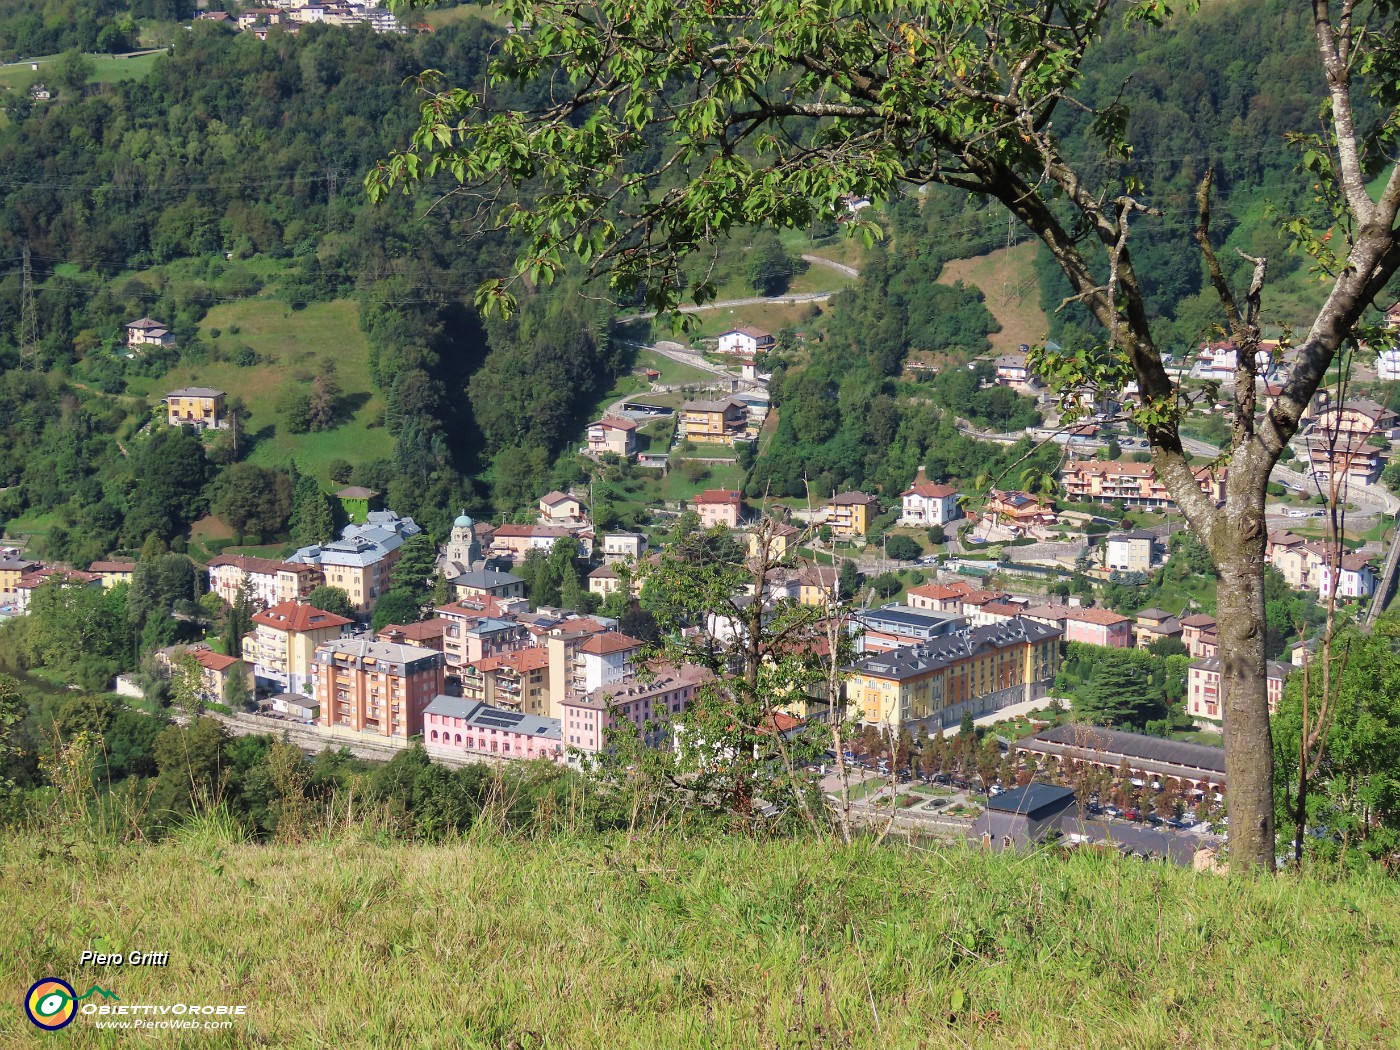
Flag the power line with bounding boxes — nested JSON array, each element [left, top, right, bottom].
[[20, 242, 38, 362]]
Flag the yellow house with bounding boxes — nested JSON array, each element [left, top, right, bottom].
[[679, 397, 748, 444], [0, 555, 39, 600], [747, 520, 800, 562], [165, 387, 227, 430], [88, 560, 137, 589], [243, 600, 353, 695], [826, 491, 880, 537]]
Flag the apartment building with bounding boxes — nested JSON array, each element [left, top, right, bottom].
[[678, 397, 748, 444], [1061, 460, 1226, 510], [586, 416, 638, 458], [846, 618, 1063, 729], [1104, 531, 1157, 572], [899, 482, 962, 527], [313, 637, 446, 740], [243, 600, 352, 695], [694, 489, 744, 529], [288, 511, 420, 614], [1022, 605, 1133, 648], [87, 560, 137, 589], [207, 554, 322, 609], [460, 647, 551, 715], [435, 602, 529, 671], [826, 491, 880, 538], [1186, 658, 1291, 721], [561, 663, 712, 756]]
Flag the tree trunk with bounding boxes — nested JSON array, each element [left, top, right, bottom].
[[1213, 480, 1275, 872]]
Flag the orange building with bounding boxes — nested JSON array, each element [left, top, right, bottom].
[[313, 637, 446, 740], [1060, 460, 1225, 510]]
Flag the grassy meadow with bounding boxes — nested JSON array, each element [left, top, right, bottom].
[[1, 829, 1396, 1048], [144, 299, 394, 484]]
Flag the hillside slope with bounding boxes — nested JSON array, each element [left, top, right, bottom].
[[2, 831, 1395, 1048]]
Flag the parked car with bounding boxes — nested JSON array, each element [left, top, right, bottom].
[[1103, 805, 1122, 819], [1122, 807, 1142, 821], [1086, 803, 1104, 815], [1164, 818, 1188, 830]]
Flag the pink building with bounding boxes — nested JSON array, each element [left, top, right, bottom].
[[1022, 605, 1132, 648], [1181, 614, 1219, 658], [561, 664, 712, 755], [423, 695, 564, 763], [694, 489, 743, 529], [1187, 658, 1291, 721]]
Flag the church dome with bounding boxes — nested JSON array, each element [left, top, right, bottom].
[[454, 512, 474, 529]]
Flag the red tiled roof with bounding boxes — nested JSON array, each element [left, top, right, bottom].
[[88, 560, 136, 573], [208, 554, 317, 576], [907, 581, 976, 602], [578, 631, 643, 655], [193, 649, 240, 673], [1063, 607, 1132, 627], [902, 482, 958, 499], [596, 415, 638, 431], [695, 489, 742, 505], [251, 601, 353, 633], [494, 523, 573, 538], [828, 490, 879, 506], [1181, 614, 1217, 628], [376, 620, 445, 643]]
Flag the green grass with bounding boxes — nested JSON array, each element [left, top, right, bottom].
[[1, 829, 1396, 1048], [633, 348, 715, 386], [0, 50, 162, 94], [153, 299, 393, 483]]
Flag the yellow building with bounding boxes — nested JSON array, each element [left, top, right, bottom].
[[244, 600, 353, 695], [0, 555, 39, 601], [165, 387, 227, 430], [826, 491, 880, 537], [845, 618, 1062, 729], [88, 560, 137, 589], [747, 520, 800, 563], [678, 397, 748, 444]]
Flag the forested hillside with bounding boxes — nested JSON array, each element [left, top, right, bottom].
[[0, 0, 1388, 564]]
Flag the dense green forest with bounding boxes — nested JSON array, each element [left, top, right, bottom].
[[0, 0, 1388, 570]]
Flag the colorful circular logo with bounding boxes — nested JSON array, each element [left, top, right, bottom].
[[25, 978, 77, 1031]]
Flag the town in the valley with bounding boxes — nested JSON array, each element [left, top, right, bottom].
[[8, 299, 1400, 866]]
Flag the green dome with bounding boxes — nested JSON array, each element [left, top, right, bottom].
[[454, 512, 474, 529]]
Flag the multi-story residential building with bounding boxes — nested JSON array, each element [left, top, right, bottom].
[[678, 397, 748, 444], [586, 416, 638, 458], [1181, 614, 1219, 658], [1186, 658, 1291, 721], [1310, 398, 1397, 442], [827, 491, 880, 537], [1061, 460, 1226, 510], [846, 618, 1064, 729], [435, 603, 529, 671], [451, 568, 526, 601], [899, 482, 961, 527], [126, 317, 175, 348], [716, 326, 775, 356], [569, 631, 642, 694], [288, 511, 420, 615], [905, 580, 977, 613], [243, 600, 352, 695], [207, 554, 322, 610], [602, 532, 647, 564], [164, 387, 226, 430], [0, 556, 40, 602], [747, 520, 800, 562], [694, 489, 744, 529], [1104, 531, 1157, 572], [993, 352, 1031, 386], [87, 560, 137, 589], [1133, 607, 1182, 649], [1316, 552, 1378, 601], [796, 562, 841, 606], [588, 564, 624, 597], [561, 663, 711, 756], [1267, 531, 1312, 588], [191, 648, 250, 704], [539, 490, 587, 524], [1021, 605, 1133, 648], [490, 523, 588, 560], [313, 637, 446, 740], [460, 647, 551, 714], [423, 696, 564, 763], [13, 568, 101, 614], [1304, 432, 1384, 485]]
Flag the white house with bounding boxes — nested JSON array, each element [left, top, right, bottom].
[[125, 317, 175, 348], [899, 482, 961, 527], [1315, 553, 1378, 601], [1378, 347, 1400, 381], [716, 326, 776, 356], [994, 353, 1031, 386]]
